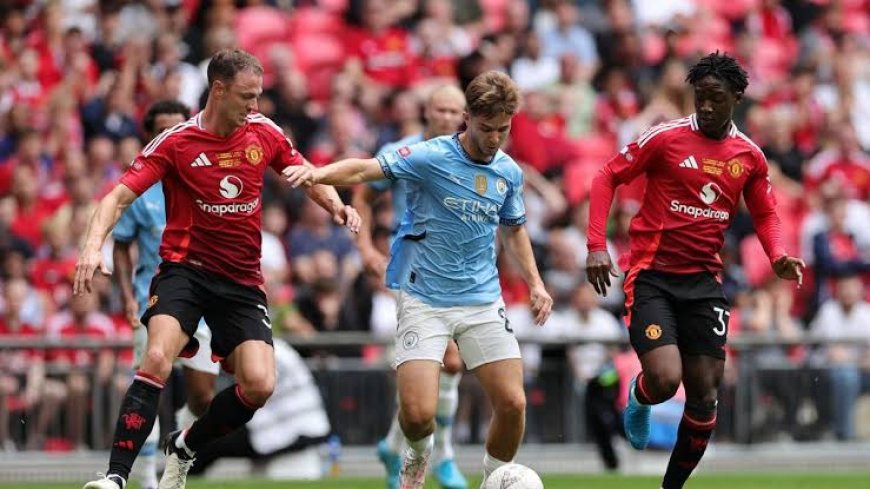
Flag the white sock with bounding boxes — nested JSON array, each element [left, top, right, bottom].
[[406, 433, 433, 459], [176, 404, 198, 430], [483, 451, 512, 480], [175, 429, 196, 457], [386, 411, 406, 453], [434, 372, 461, 462], [136, 419, 159, 488]]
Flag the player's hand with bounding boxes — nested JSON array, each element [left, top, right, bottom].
[[282, 165, 317, 188], [124, 300, 140, 328], [74, 247, 110, 296], [334, 204, 362, 234], [529, 282, 553, 326], [361, 247, 388, 278], [773, 255, 805, 287], [586, 250, 619, 297]]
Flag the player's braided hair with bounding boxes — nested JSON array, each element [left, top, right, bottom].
[[143, 100, 190, 137], [686, 51, 749, 94]]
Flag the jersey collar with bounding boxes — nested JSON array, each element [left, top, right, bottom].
[[689, 113, 738, 138], [453, 133, 494, 165]]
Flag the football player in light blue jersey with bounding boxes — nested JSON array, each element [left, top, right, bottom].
[[353, 85, 469, 489], [112, 101, 217, 489], [285, 71, 553, 489]]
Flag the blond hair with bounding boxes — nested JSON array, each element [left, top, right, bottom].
[[464, 71, 521, 118]]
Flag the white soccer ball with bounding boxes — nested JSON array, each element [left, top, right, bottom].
[[482, 463, 544, 489]]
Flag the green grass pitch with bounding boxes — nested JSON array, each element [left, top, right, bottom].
[[4, 473, 869, 489]]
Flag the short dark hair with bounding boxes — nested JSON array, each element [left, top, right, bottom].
[[143, 100, 190, 136], [465, 71, 521, 118], [686, 51, 749, 94], [206, 49, 263, 88]]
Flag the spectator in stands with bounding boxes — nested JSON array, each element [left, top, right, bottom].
[[45, 277, 116, 449], [812, 187, 870, 308], [289, 197, 358, 286], [811, 275, 870, 440], [0, 278, 46, 451], [511, 30, 560, 92], [538, 2, 599, 72]]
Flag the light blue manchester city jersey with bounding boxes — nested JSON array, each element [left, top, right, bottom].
[[112, 182, 165, 312], [376, 134, 526, 307], [370, 132, 424, 231]]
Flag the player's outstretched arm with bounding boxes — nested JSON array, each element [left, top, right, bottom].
[[301, 178, 362, 234], [352, 184, 388, 277], [283, 158, 385, 187], [112, 241, 139, 327], [499, 225, 553, 325], [74, 184, 138, 296]]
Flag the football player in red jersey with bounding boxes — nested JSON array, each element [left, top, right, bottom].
[[76, 49, 360, 489], [586, 52, 804, 489]]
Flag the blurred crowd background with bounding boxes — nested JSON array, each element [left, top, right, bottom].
[[1, 0, 870, 457]]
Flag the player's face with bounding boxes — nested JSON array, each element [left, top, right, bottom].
[[693, 75, 741, 139], [218, 69, 263, 127], [425, 94, 465, 137], [464, 112, 512, 159], [147, 113, 187, 140]]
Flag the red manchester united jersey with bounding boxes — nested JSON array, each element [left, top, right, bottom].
[[588, 114, 786, 276], [120, 112, 304, 286]]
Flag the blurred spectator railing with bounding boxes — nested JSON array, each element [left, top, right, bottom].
[[2, 334, 869, 450]]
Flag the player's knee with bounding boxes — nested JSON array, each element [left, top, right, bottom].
[[400, 402, 436, 434], [442, 355, 463, 375], [494, 390, 526, 420], [141, 348, 174, 379], [239, 377, 274, 407], [684, 398, 718, 422]]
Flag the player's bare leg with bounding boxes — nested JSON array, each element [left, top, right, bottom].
[[84, 316, 189, 489], [161, 340, 274, 489], [625, 345, 683, 449], [433, 341, 467, 489], [660, 355, 723, 489], [396, 360, 441, 489], [175, 367, 217, 429], [473, 358, 526, 481]]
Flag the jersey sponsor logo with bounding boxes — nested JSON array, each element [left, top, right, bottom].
[[496, 178, 508, 195], [245, 144, 264, 165], [443, 196, 501, 222], [190, 152, 213, 167], [699, 182, 722, 205], [196, 198, 260, 216], [728, 159, 744, 178], [219, 175, 244, 199], [645, 324, 662, 340], [474, 174, 487, 195], [398, 146, 411, 157], [670, 183, 729, 220], [679, 156, 699, 169]]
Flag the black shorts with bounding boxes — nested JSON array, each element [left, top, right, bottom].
[[141, 262, 273, 362], [625, 269, 730, 360]]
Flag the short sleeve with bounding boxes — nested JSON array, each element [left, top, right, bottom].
[[120, 149, 171, 196], [368, 179, 392, 192], [375, 143, 430, 182], [250, 115, 305, 173], [499, 171, 526, 226], [268, 130, 305, 173], [112, 202, 140, 242]]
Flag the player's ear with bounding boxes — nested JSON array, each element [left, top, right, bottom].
[[733, 91, 743, 105], [463, 111, 470, 125]]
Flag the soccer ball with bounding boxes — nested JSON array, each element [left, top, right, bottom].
[[482, 463, 544, 489]]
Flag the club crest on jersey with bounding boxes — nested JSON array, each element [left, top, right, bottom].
[[645, 324, 662, 340], [245, 144, 264, 165], [496, 178, 508, 195], [728, 159, 744, 178], [398, 146, 411, 157], [475, 175, 487, 195]]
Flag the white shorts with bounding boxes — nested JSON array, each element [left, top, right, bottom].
[[133, 320, 220, 375], [393, 292, 521, 370]]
